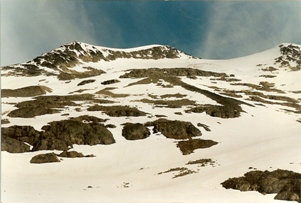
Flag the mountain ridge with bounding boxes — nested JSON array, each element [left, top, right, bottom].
[[1, 41, 301, 203]]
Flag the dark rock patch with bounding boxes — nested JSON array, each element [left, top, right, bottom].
[[1, 119, 10, 124], [105, 124, 116, 128], [160, 93, 186, 98], [158, 167, 196, 178], [8, 94, 95, 118], [177, 139, 218, 155], [120, 68, 248, 118], [197, 123, 211, 131], [37, 117, 114, 151], [186, 104, 242, 118], [1, 125, 40, 153], [261, 66, 278, 72], [145, 118, 201, 139], [120, 68, 226, 79], [57, 67, 104, 81], [87, 105, 147, 117], [1, 86, 52, 97], [139, 98, 196, 108], [186, 158, 215, 167], [1, 135, 31, 153], [122, 123, 150, 140], [58, 151, 85, 158], [101, 79, 120, 85], [259, 75, 276, 78], [231, 82, 285, 94], [96, 87, 129, 98], [222, 169, 301, 202], [30, 153, 60, 164], [1, 116, 114, 152], [155, 114, 167, 118], [77, 79, 96, 86]]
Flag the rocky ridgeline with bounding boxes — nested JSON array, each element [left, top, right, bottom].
[[2, 42, 187, 79], [275, 44, 301, 71]]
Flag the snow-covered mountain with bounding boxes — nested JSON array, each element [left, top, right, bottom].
[[1, 42, 301, 203]]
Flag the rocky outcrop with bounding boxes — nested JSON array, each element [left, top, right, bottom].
[[37, 117, 115, 151], [1, 126, 40, 153], [58, 151, 84, 158], [1, 116, 115, 152], [77, 79, 96, 86], [1, 135, 31, 153], [222, 169, 301, 202], [30, 153, 60, 164], [1, 86, 52, 97], [101, 79, 120, 85], [87, 105, 147, 117], [8, 94, 95, 118], [122, 123, 150, 140], [177, 139, 218, 155], [145, 119, 201, 139], [186, 104, 241, 118]]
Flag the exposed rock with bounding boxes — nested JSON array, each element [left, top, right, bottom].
[[87, 105, 147, 117], [77, 79, 96, 86], [1, 135, 31, 153], [158, 167, 196, 178], [160, 93, 186, 98], [186, 158, 215, 166], [96, 87, 129, 98], [1, 125, 41, 153], [222, 169, 301, 202], [37, 117, 115, 151], [197, 123, 211, 131], [101, 79, 120, 85], [122, 123, 150, 140], [261, 66, 278, 72], [1, 119, 10, 124], [275, 44, 301, 71], [145, 118, 201, 139], [186, 104, 241, 118], [139, 98, 195, 108], [58, 151, 84, 158], [105, 124, 116, 128], [30, 153, 60, 164], [1, 86, 52, 97], [1, 116, 114, 152], [8, 94, 95, 118], [120, 68, 226, 79], [177, 139, 218, 155]]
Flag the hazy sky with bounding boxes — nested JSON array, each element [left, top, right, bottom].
[[1, 0, 301, 66]]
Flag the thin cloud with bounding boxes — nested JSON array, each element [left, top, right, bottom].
[[199, 1, 301, 59], [1, 0, 100, 66]]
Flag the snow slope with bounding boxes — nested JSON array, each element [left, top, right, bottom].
[[1, 42, 301, 203]]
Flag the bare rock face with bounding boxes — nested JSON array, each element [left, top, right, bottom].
[[1, 85, 52, 97], [1, 135, 31, 153], [58, 151, 84, 158], [177, 139, 218, 155], [222, 169, 301, 202], [145, 118, 201, 140], [1, 116, 115, 152], [122, 123, 150, 140], [30, 153, 60, 164], [87, 105, 147, 117], [1, 126, 40, 153], [37, 117, 115, 151]]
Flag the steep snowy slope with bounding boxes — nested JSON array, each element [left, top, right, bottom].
[[1, 42, 301, 203]]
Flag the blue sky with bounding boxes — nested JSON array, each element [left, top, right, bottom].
[[1, 0, 301, 65]]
